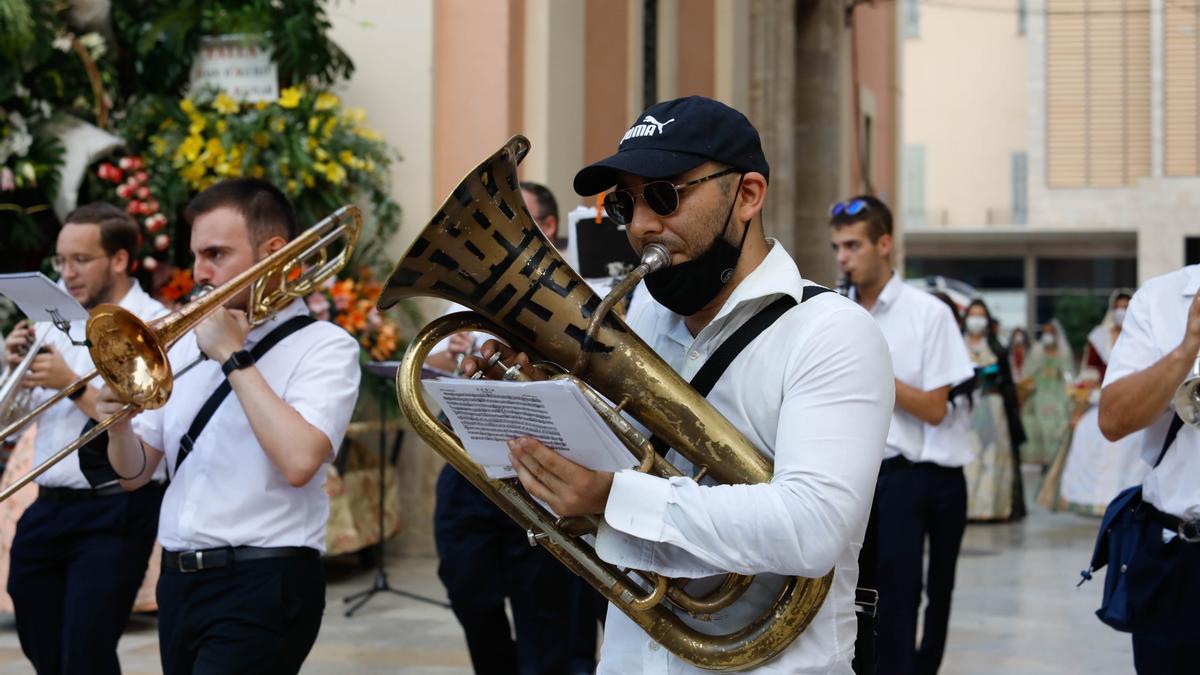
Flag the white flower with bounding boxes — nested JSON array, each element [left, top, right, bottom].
[[79, 32, 106, 59], [52, 34, 74, 53], [14, 84, 29, 99], [35, 100, 52, 119]]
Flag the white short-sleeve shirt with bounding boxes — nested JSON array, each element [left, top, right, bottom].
[[1104, 265, 1200, 519], [30, 282, 168, 489], [133, 299, 361, 552], [855, 273, 975, 462]]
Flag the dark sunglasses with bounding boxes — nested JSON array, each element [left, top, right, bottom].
[[602, 167, 738, 225], [830, 198, 869, 218]]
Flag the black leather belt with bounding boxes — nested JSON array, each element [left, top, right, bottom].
[[1144, 504, 1200, 543], [38, 483, 130, 501], [162, 546, 319, 573]]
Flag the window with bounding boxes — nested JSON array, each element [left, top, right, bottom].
[[1186, 236, 1200, 265], [1011, 151, 1028, 224], [905, 0, 920, 38], [903, 145, 927, 227], [1046, 0, 1151, 187], [1165, 3, 1200, 175], [1018, 0, 1028, 35]]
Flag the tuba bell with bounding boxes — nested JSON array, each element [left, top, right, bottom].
[[378, 136, 832, 671]]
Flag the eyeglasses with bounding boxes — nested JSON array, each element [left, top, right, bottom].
[[602, 168, 738, 225], [830, 198, 869, 218], [50, 254, 108, 274]]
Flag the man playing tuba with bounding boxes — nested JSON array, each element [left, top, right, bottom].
[[463, 96, 895, 673]]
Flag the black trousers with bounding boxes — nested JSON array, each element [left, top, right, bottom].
[[863, 460, 967, 675], [1128, 523, 1200, 674], [156, 554, 325, 675], [434, 465, 574, 675], [8, 483, 163, 675]]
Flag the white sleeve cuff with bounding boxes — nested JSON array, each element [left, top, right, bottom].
[[603, 469, 672, 542]]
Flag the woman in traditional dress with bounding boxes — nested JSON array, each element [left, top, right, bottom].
[[1049, 290, 1150, 515], [1019, 321, 1075, 467], [1008, 327, 1030, 383], [962, 300, 1027, 521]]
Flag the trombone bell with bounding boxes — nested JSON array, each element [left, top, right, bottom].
[[1173, 356, 1200, 426], [87, 305, 173, 410]]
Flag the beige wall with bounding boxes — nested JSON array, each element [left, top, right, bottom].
[[904, 3, 1027, 226]]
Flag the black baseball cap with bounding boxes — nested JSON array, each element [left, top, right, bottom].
[[573, 96, 770, 196]]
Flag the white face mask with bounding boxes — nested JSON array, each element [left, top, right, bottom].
[[1113, 308, 1127, 327], [965, 315, 989, 336], [1041, 332, 1056, 347]]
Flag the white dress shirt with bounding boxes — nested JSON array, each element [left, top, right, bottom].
[[595, 241, 895, 674], [921, 392, 975, 467], [854, 273, 975, 462], [30, 282, 168, 489], [133, 299, 361, 552], [1104, 265, 1200, 520]]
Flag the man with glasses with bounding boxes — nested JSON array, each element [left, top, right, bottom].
[[829, 196, 975, 675], [462, 96, 895, 673], [4, 202, 168, 675]]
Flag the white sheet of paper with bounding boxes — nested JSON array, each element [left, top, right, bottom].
[[423, 377, 639, 480], [0, 272, 88, 322]]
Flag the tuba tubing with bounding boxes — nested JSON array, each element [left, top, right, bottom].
[[381, 135, 833, 670]]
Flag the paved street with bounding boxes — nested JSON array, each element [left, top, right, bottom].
[[0, 495, 1135, 674]]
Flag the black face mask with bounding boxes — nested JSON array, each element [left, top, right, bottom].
[[644, 174, 748, 316]]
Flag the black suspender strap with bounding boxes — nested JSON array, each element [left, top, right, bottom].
[[649, 287, 831, 457], [174, 315, 316, 477]]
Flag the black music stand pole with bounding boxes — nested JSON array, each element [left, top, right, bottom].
[[343, 361, 449, 617]]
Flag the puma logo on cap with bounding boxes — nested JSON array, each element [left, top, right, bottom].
[[620, 115, 676, 143]]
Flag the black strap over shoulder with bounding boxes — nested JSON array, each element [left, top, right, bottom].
[[1155, 413, 1186, 469], [174, 315, 316, 477], [651, 288, 831, 456]]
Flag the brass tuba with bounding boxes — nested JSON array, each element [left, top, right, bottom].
[[378, 136, 832, 671]]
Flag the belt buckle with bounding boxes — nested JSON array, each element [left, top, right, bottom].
[[178, 550, 205, 573], [855, 588, 879, 618], [1178, 520, 1200, 543]]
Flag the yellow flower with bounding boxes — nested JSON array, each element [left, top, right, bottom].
[[278, 86, 303, 109], [188, 117, 207, 135], [287, 179, 298, 193], [270, 116, 286, 133], [214, 162, 231, 176], [216, 120, 228, 134], [314, 91, 339, 111], [344, 107, 367, 125], [255, 100, 269, 111], [323, 162, 347, 185], [213, 92, 240, 115], [250, 165, 265, 178], [308, 116, 319, 134], [180, 98, 196, 114], [314, 146, 329, 162], [338, 150, 358, 167], [305, 136, 318, 152], [204, 137, 224, 158], [179, 135, 204, 162], [355, 127, 382, 141], [301, 172, 315, 188], [364, 158, 376, 173], [182, 162, 206, 187], [253, 131, 270, 149], [321, 116, 337, 138], [152, 137, 168, 158], [280, 162, 292, 177]]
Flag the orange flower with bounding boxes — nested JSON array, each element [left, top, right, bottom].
[[330, 279, 356, 310]]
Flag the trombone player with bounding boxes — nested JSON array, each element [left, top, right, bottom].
[[97, 178, 361, 674], [462, 97, 895, 672], [5, 202, 169, 675]]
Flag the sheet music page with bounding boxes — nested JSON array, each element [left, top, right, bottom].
[[423, 377, 639, 480], [0, 272, 88, 322]]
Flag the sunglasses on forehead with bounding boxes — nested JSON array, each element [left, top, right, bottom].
[[829, 198, 869, 218], [602, 167, 739, 226]]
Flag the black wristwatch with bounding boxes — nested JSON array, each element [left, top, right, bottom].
[[220, 350, 255, 377]]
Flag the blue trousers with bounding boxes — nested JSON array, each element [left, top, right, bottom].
[[434, 465, 574, 675], [8, 483, 162, 675]]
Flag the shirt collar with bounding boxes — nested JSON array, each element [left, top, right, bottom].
[[115, 281, 152, 312], [1183, 265, 1200, 296], [854, 269, 903, 313], [656, 239, 803, 347], [245, 298, 309, 347]]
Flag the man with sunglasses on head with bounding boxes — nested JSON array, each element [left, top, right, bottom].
[[3, 202, 168, 675], [829, 196, 975, 675], [462, 96, 895, 673]]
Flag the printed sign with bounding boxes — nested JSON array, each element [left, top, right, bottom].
[[189, 34, 278, 103]]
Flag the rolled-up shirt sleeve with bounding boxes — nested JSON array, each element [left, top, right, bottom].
[[597, 306, 894, 578], [282, 327, 362, 459]]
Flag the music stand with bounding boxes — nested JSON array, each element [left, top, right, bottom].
[[343, 360, 449, 616]]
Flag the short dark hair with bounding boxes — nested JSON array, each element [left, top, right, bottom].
[[183, 178, 298, 244], [64, 202, 140, 272], [520, 181, 558, 224], [930, 291, 962, 331], [828, 194, 893, 243]]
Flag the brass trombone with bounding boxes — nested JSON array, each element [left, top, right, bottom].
[[0, 205, 362, 502]]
